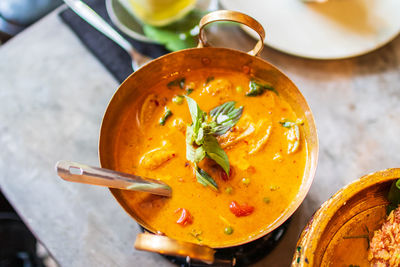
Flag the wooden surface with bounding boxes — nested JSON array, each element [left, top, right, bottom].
[[1, 6, 400, 267]]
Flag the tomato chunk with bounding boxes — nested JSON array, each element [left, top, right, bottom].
[[229, 201, 254, 217], [175, 208, 193, 226]]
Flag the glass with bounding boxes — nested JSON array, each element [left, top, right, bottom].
[[120, 0, 197, 26]]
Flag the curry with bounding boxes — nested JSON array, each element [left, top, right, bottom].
[[112, 68, 307, 248]]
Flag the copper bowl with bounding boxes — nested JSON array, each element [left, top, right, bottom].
[[98, 10, 319, 264], [292, 168, 400, 266]]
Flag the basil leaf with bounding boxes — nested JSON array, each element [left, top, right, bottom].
[[185, 96, 206, 135], [186, 144, 205, 163], [142, 10, 206, 51], [195, 127, 204, 145], [205, 76, 214, 84], [167, 77, 185, 89], [185, 96, 201, 126], [195, 167, 218, 191], [209, 101, 243, 135], [186, 125, 205, 163], [203, 135, 230, 175], [387, 179, 400, 214], [185, 88, 194, 95], [210, 101, 235, 118], [246, 79, 278, 97], [280, 121, 294, 128], [144, 25, 197, 51], [184, 98, 239, 190], [159, 106, 172, 125], [280, 119, 304, 128]]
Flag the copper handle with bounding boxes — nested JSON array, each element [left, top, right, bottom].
[[134, 233, 235, 266], [197, 10, 266, 56]]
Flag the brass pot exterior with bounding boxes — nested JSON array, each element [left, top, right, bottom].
[[98, 10, 318, 263], [292, 168, 400, 266]]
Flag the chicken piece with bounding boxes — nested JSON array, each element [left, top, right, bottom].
[[202, 78, 233, 96], [219, 124, 255, 149], [230, 155, 250, 171], [217, 114, 254, 148], [285, 124, 300, 154], [139, 94, 166, 129], [139, 141, 176, 169], [248, 119, 272, 155], [171, 118, 186, 133], [273, 153, 283, 162], [217, 114, 273, 155]]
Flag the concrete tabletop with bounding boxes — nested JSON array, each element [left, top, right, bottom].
[[1, 6, 400, 267]]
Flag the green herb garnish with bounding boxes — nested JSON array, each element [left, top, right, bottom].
[[387, 179, 400, 214], [159, 106, 172, 125], [280, 119, 302, 154], [263, 197, 270, 204], [201, 135, 230, 174], [225, 187, 233, 194], [279, 118, 304, 128], [185, 97, 243, 189], [209, 101, 243, 136], [280, 121, 294, 128], [205, 76, 214, 84], [142, 10, 206, 51], [185, 88, 194, 95], [195, 167, 218, 191], [167, 77, 185, 89], [189, 229, 203, 242], [246, 79, 278, 96]]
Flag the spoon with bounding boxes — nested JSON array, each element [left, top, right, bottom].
[[63, 0, 152, 71], [56, 160, 172, 197]]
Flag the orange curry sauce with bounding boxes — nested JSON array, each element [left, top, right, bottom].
[[113, 69, 307, 247]]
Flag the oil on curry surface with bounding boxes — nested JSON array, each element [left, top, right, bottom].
[[113, 69, 307, 248]]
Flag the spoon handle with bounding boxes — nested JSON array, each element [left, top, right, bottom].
[[63, 0, 151, 70], [56, 160, 172, 197]]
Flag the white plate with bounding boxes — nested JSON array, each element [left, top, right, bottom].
[[220, 0, 400, 59]]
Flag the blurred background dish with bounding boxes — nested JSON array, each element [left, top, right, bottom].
[[106, 0, 218, 51], [220, 0, 400, 59], [106, 0, 152, 43], [0, 0, 62, 42], [117, 0, 196, 27], [292, 168, 400, 266]]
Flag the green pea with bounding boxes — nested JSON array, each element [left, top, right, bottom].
[[241, 177, 250, 186], [224, 226, 233, 235], [236, 86, 243, 93], [172, 95, 184, 105], [225, 187, 233, 194]]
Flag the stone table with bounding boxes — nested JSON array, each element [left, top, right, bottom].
[[1, 6, 400, 267]]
